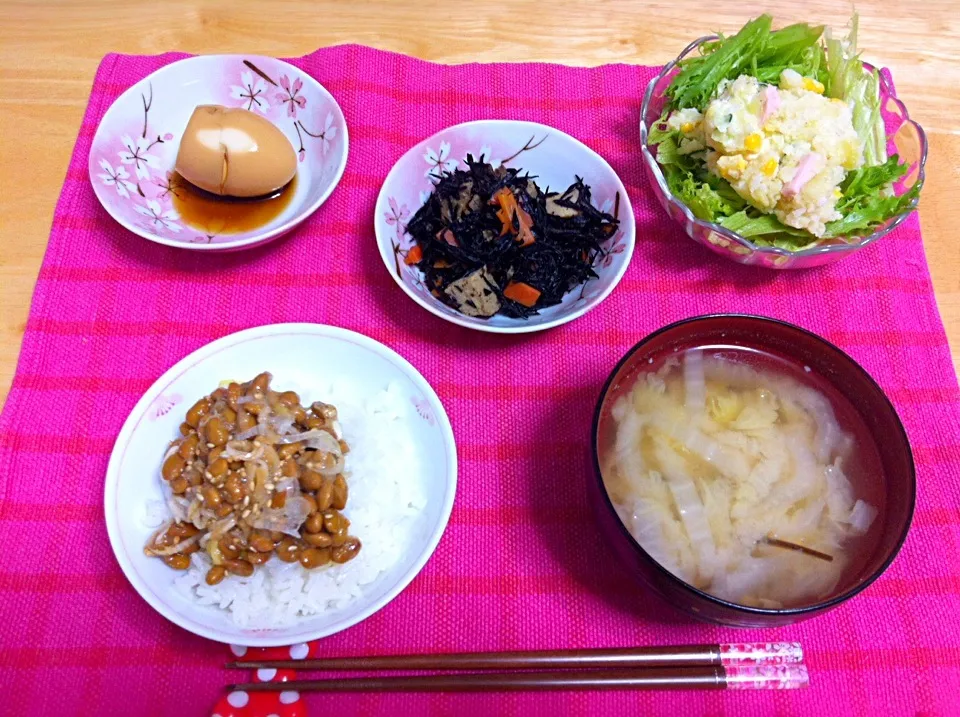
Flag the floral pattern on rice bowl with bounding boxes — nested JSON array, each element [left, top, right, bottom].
[[89, 55, 348, 251]]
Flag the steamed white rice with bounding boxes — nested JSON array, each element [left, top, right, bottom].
[[144, 382, 426, 627]]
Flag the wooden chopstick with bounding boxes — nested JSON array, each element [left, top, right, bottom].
[[226, 642, 802, 672], [229, 666, 727, 692], [227, 663, 809, 692]]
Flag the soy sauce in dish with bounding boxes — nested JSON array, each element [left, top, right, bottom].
[[170, 172, 297, 235]]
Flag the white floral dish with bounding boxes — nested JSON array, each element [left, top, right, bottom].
[[374, 120, 636, 334], [104, 323, 457, 646], [89, 55, 348, 251]]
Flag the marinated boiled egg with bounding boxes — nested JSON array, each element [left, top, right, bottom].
[[175, 105, 297, 197]]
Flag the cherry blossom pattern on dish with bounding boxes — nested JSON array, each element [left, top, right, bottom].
[[424, 141, 457, 178], [293, 112, 337, 162], [97, 159, 137, 199], [390, 237, 429, 297], [499, 134, 548, 166], [135, 199, 182, 233], [117, 81, 175, 184], [118, 134, 163, 181], [230, 69, 272, 114], [417, 135, 543, 200], [275, 74, 307, 118], [403, 259, 428, 295], [600, 230, 626, 268], [411, 395, 436, 426], [144, 171, 180, 202], [133, 220, 160, 235], [384, 197, 411, 238], [387, 200, 419, 281], [469, 144, 500, 167], [148, 392, 183, 421], [570, 284, 604, 313], [569, 228, 623, 310]]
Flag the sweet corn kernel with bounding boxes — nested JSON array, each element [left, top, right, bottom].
[[744, 133, 762, 152], [680, 122, 695, 134], [834, 187, 843, 199], [802, 77, 825, 94], [762, 158, 778, 176], [840, 139, 860, 170]]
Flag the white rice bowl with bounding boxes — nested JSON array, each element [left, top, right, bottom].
[[105, 323, 457, 647]]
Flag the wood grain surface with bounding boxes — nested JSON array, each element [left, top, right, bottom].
[[1, 0, 958, 409]]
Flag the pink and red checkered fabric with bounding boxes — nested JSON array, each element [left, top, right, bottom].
[[0, 46, 958, 716]]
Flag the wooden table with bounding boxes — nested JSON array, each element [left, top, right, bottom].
[[2, 0, 958, 409]]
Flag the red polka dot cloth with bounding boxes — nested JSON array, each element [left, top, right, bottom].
[[0, 45, 958, 716]]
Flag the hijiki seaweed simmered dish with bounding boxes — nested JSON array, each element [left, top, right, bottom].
[[145, 373, 361, 586], [403, 156, 620, 319]]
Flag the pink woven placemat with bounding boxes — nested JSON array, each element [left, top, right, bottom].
[[1, 45, 959, 717]]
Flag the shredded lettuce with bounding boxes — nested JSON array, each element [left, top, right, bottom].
[[669, 172, 741, 220], [650, 127, 699, 172], [825, 15, 887, 166], [647, 120, 674, 147], [701, 172, 747, 209], [650, 125, 744, 219], [717, 211, 809, 240]]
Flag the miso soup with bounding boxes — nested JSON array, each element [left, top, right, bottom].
[[598, 346, 885, 609]]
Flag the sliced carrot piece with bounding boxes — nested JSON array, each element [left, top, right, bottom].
[[515, 210, 536, 247], [491, 188, 535, 246], [404, 245, 423, 265], [503, 281, 542, 307], [491, 188, 516, 235]]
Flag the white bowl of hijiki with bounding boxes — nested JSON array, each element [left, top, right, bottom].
[[374, 120, 635, 333], [591, 315, 915, 626], [639, 15, 926, 268], [104, 323, 457, 646]]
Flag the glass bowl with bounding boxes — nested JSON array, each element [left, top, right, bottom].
[[639, 37, 928, 269], [590, 315, 916, 626]]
